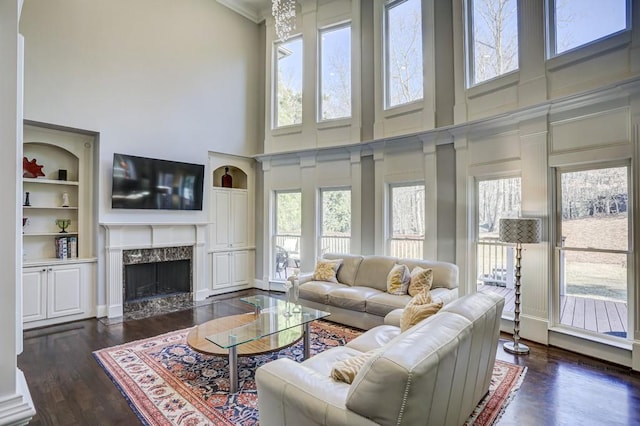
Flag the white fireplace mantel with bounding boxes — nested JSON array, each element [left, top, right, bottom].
[[101, 223, 208, 318]]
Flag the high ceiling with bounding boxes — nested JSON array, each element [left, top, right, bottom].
[[216, 0, 272, 23]]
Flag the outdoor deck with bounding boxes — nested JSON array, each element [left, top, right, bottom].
[[478, 285, 628, 336]]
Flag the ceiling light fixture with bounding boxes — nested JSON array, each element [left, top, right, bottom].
[[272, 0, 296, 42]]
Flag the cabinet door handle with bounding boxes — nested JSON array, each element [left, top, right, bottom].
[[48, 268, 53, 272], [41, 268, 46, 272]]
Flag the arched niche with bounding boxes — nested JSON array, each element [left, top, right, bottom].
[[212, 165, 247, 189]]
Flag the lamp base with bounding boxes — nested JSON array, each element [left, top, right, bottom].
[[503, 341, 530, 355]]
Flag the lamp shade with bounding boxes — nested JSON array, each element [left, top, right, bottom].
[[499, 218, 541, 244]]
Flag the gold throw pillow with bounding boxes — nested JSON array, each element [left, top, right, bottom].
[[386, 264, 410, 295], [312, 258, 343, 283], [400, 288, 443, 332], [408, 266, 433, 297], [330, 351, 376, 384]]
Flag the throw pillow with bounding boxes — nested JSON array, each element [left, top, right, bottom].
[[386, 263, 410, 295], [330, 351, 377, 384], [400, 288, 443, 332], [408, 266, 433, 297], [312, 258, 343, 283]]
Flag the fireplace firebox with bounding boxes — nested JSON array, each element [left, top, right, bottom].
[[125, 259, 190, 302]]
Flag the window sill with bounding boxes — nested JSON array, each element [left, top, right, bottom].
[[383, 100, 424, 120], [316, 118, 352, 130], [271, 124, 303, 137], [466, 71, 520, 99], [547, 30, 632, 72], [548, 325, 632, 351]]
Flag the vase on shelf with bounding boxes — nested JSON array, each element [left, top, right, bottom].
[[24, 192, 31, 207], [221, 167, 233, 188], [55, 218, 71, 233]]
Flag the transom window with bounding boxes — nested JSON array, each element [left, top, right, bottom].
[[388, 183, 424, 258], [319, 24, 352, 121], [384, 0, 423, 109], [547, 0, 629, 56], [319, 188, 351, 254], [274, 37, 303, 128], [466, 0, 519, 86]]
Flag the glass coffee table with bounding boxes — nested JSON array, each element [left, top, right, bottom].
[[186, 295, 330, 393]]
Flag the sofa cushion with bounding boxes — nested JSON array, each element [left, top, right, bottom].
[[408, 266, 433, 296], [365, 292, 412, 316], [312, 258, 343, 283], [353, 256, 399, 291], [386, 264, 410, 295], [299, 281, 348, 304], [431, 287, 458, 305], [401, 259, 458, 290], [346, 325, 401, 353], [400, 290, 443, 332], [324, 253, 363, 286], [302, 345, 364, 378], [328, 286, 381, 312]]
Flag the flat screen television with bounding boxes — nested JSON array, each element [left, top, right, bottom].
[[111, 153, 205, 210]]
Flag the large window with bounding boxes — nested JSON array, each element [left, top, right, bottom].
[[548, 0, 628, 56], [389, 183, 424, 258], [320, 188, 351, 255], [467, 0, 519, 86], [319, 24, 351, 121], [384, 0, 423, 109], [274, 191, 301, 279], [556, 165, 630, 339], [275, 37, 303, 128], [475, 177, 521, 314]]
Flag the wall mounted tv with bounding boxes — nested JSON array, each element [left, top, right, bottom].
[[111, 153, 205, 210]]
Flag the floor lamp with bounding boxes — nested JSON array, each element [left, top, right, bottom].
[[499, 218, 541, 355]]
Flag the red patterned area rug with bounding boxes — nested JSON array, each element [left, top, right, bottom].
[[94, 322, 526, 426]]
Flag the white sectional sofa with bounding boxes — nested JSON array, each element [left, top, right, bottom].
[[291, 253, 459, 330], [256, 291, 505, 426]]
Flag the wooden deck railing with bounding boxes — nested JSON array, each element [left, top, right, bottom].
[[477, 237, 515, 288]]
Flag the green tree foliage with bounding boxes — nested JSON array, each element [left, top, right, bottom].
[[276, 191, 301, 234], [322, 190, 351, 235]]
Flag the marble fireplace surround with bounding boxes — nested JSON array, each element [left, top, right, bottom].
[[103, 224, 207, 319]]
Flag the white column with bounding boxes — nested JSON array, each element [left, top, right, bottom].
[[261, 159, 273, 288], [421, 135, 437, 259], [299, 154, 317, 271], [0, 0, 36, 423], [453, 133, 470, 295], [517, 0, 547, 107], [373, 143, 386, 254], [349, 149, 362, 254]]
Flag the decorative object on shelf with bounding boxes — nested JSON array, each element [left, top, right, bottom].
[[272, 0, 296, 41], [22, 217, 29, 233], [24, 191, 31, 207], [23, 156, 45, 178], [55, 218, 71, 233], [61, 192, 70, 207], [58, 169, 67, 181], [221, 167, 233, 188], [498, 217, 541, 355]]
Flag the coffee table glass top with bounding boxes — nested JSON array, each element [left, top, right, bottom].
[[205, 295, 330, 349]]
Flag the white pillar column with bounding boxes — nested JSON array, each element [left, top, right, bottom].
[[0, 0, 36, 423]]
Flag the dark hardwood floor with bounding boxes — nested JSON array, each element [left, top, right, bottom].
[[18, 289, 640, 425]]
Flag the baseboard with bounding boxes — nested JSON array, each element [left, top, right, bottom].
[[0, 369, 36, 425], [96, 304, 107, 318], [633, 341, 640, 372], [252, 278, 268, 291], [194, 288, 212, 301]]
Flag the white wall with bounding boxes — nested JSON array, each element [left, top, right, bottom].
[[19, 0, 262, 224]]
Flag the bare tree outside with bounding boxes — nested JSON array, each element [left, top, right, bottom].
[[477, 177, 521, 237], [390, 184, 424, 258], [470, 0, 518, 85], [276, 38, 303, 127], [320, 25, 351, 120], [386, 0, 423, 108]]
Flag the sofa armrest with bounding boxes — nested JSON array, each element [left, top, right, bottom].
[[383, 309, 403, 327], [256, 358, 376, 426], [288, 271, 314, 285]]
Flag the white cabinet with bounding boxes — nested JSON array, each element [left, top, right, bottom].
[[212, 250, 251, 289], [22, 262, 95, 328], [211, 188, 248, 250]]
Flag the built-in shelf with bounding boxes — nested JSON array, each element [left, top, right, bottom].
[[24, 257, 97, 268], [23, 232, 78, 237], [23, 206, 78, 210], [24, 177, 79, 186]]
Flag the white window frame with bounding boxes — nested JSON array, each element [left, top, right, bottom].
[[383, 0, 424, 110], [552, 162, 633, 342], [318, 22, 352, 123], [273, 35, 303, 130], [545, 0, 631, 59], [273, 189, 302, 281], [318, 187, 352, 255], [464, 0, 519, 88], [387, 181, 425, 258]]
